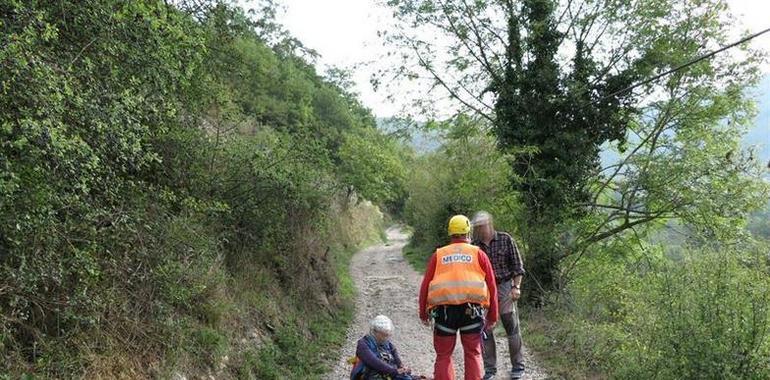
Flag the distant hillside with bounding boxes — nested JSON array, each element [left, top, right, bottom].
[[600, 75, 770, 168], [377, 117, 443, 153], [744, 75, 770, 163], [381, 75, 770, 160]]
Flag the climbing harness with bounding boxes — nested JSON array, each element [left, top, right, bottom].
[[431, 303, 485, 335]]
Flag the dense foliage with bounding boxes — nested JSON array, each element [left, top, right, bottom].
[[401, 111, 770, 380], [0, 1, 407, 378], [526, 237, 770, 379], [389, 0, 770, 377], [401, 116, 520, 270], [385, 0, 768, 302]]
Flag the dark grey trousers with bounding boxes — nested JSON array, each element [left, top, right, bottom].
[[482, 280, 525, 375]]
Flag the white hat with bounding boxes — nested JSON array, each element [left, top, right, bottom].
[[370, 315, 394, 334]]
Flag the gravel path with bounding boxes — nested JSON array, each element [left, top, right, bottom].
[[325, 226, 548, 380]]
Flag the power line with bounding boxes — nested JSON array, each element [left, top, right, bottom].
[[593, 25, 770, 106]]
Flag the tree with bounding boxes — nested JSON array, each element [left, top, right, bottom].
[[403, 115, 520, 258], [563, 1, 769, 283], [384, 0, 767, 300], [338, 127, 409, 210]]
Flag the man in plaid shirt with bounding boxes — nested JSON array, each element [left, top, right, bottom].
[[471, 211, 526, 380]]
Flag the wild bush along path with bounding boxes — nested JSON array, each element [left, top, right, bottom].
[[326, 226, 547, 379]]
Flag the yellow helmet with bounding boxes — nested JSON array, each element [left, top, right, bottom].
[[447, 215, 471, 236]]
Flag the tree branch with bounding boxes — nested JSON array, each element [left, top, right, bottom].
[[411, 42, 496, 122]]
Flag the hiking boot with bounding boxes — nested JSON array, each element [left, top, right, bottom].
[[511, 368, 525, 379], [482, 374, 496, 380]]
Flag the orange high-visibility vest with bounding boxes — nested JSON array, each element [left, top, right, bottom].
[[427, 242, 490, 310]]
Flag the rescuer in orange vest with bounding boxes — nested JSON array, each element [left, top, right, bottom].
[[419, 215, 499, 380]]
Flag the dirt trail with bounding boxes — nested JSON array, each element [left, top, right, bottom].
[[325, 226, 548, 380]]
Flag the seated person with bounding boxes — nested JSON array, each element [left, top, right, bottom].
[[351, 315, 423, 380]]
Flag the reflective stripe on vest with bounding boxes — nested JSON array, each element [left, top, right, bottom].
[[428, 293, 488, 305], [428, 280, 486, 292], [427, 242, 490, 309]]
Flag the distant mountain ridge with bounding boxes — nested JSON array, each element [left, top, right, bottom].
[[744, 75, 770, 163], [377, 117, 443, 153], [378, 75, 770, 162]]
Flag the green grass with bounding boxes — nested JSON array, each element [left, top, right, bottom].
[[236, 216, 386, 379], [248, 308, 354, 380], [191, 326, 228, 366], [238, 244, 361, 379], [519, 308, 602, 380], [402, 240, 435, 273], [336, 246, 358, 301]]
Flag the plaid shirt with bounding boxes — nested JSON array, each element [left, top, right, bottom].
[[473, 231, 525, 283]]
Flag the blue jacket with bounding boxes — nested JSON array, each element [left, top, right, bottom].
[[351, 335, 413, 380]]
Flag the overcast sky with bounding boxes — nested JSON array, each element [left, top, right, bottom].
[[253, 0, 770, 117]]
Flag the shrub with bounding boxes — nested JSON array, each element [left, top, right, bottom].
[[0, 1, 403, 377], [533, 245, 770, 379]]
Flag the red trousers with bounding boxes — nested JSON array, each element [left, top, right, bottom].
[[433, 332, 484, 380]]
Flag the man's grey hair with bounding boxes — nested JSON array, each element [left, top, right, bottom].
[[472, 211, 493, 227]]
